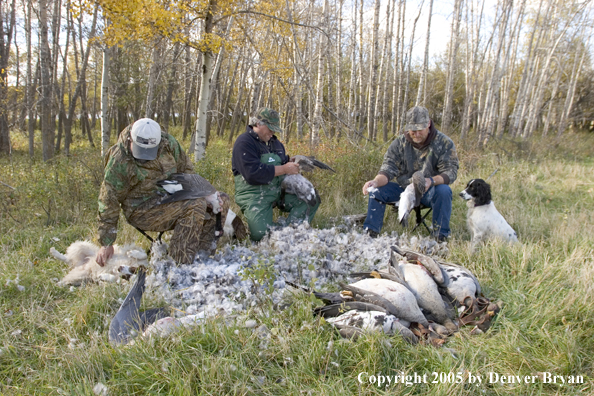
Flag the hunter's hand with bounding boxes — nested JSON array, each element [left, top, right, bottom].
[[363, 180, 377, 195], [283, 162, 300, 175], [96, 245, 114, 267]]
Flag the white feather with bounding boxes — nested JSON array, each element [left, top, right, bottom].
[[162, 183, 183, 194]]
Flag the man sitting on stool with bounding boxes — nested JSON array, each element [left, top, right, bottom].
[[361, 106, 459, 241]]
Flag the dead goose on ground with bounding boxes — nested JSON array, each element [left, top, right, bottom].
[[398, 262, 458, 333], [325, 310, 418, 344], [391, 245, 445, 285], [314, 301, 390, 318], [349, 270, 412, 292], [109, 269, 169, 345], [437, 261, 482, 306], [344, 279, 429, 327]]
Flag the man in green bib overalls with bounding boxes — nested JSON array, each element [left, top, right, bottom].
[[231, 108, 320, 241]]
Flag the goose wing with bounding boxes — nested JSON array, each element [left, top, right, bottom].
[[109, 269, 146, 345], [157, 173, 216, 204], [292, 155, 335, 173]]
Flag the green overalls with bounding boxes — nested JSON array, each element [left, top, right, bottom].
[[234, 152, 320, 241]]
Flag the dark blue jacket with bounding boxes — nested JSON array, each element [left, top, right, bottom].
[[232, 126, 289, 185]]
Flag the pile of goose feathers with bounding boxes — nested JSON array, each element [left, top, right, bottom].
[[139, 221, 498, 345]]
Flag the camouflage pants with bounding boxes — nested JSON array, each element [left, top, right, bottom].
[[128, 193, 230, 265]]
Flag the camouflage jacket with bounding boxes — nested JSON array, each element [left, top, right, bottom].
[[97, 126, 193, 246], [379, 125, 459, 187]]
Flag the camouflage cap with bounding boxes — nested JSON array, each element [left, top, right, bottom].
[[404, 106, 431, 131], [253, 107, 282, 134]]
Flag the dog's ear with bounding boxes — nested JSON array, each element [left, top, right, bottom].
[[475, 179, 492, 206]]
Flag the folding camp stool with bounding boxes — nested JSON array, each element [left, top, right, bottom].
[[133, 226, 165, 254], [387, 202, 433, 235]]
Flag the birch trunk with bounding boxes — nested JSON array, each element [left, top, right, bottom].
[[542, 67, 561, 137], [163, 43, 181, 129], [26, 0, 34, 156], [194, 0, 217, 161], [479, 0, 510, 146], [416, 0, 433, 106], [357, 0, 365, 132], [460, 0, 485, 141], [55, 2, 72, 153], [496, 0, 525, 139], [0, 0, 16, 155], [346, 0, 357, 132], [311, 0, 328, 146], [145, 41, 162, 119], [522, 4, 585, 139], [39, 0, 55, 161], [335, 0, 343, 138], [391, 0, 404, 136], [382, 0, 396, 141], [509, 0, 547, 137], [401, 2, 423, 129], [101, 44, 111, 156], [374, 0, 391, 140], [63, 5, 97, 155], [366, 0, 381, 140], [557, 45, 586, 137], [442, 0, 463, 134]]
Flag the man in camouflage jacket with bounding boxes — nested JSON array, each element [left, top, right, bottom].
[[362, 106, 459, 241], [96, 118, 230, 265]]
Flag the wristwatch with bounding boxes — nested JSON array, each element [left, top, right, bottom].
[[429, 177, 435, 188]]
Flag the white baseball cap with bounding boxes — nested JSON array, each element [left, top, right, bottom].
[[130, 118, 161, 160]]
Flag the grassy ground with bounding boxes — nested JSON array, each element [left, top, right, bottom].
[[0, 127, 593, 395]]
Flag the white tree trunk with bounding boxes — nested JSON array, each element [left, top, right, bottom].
[[382, 0, 396, 141], [542, 68, 561, 137], [557, 44, 586, 137], [416, 0, 433, 106], [311, 0, 328, 146], [509, 0, 548, 137], [496, 0, 525, 139], [366, 0, 381, 140], [38, 0, 54, 161], [522, 3, 585, 139], [391, 0, 404, 136], [480, 0, 510, 146], [194, 51, 214, 161], [145, 41, 162, 119], [101, 44, 111, 156], [346, 0, 358, 131], [442, 0, 463, 134], [400, 2, 422, 128], [460, 0, 486, 141]]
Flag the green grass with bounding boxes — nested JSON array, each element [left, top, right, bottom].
[[0, 127, 593, 395]]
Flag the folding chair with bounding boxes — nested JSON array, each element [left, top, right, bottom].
[[133, 226, 164, 254], [387, 202, 433, 235]]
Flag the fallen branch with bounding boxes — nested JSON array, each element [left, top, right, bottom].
[[0, 181, 16, 190]]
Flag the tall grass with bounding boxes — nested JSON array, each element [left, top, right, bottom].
[[0, 127, 593, 395]]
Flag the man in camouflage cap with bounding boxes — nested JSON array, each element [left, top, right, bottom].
[[362, 106, 459, 241], [231, 107, 320, 241], [96, 118, 231, 266]]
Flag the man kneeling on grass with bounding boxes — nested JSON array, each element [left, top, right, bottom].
[[96, 118, 230, 265]]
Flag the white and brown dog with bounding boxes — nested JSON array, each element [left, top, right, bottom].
[[459, 179, 518, 249], [50, 241, 148, 286]]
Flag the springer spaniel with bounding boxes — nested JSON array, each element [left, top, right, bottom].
[[459, 179, 518, 249]]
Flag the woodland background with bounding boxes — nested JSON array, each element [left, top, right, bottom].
[[0, 0, 593, 161]]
